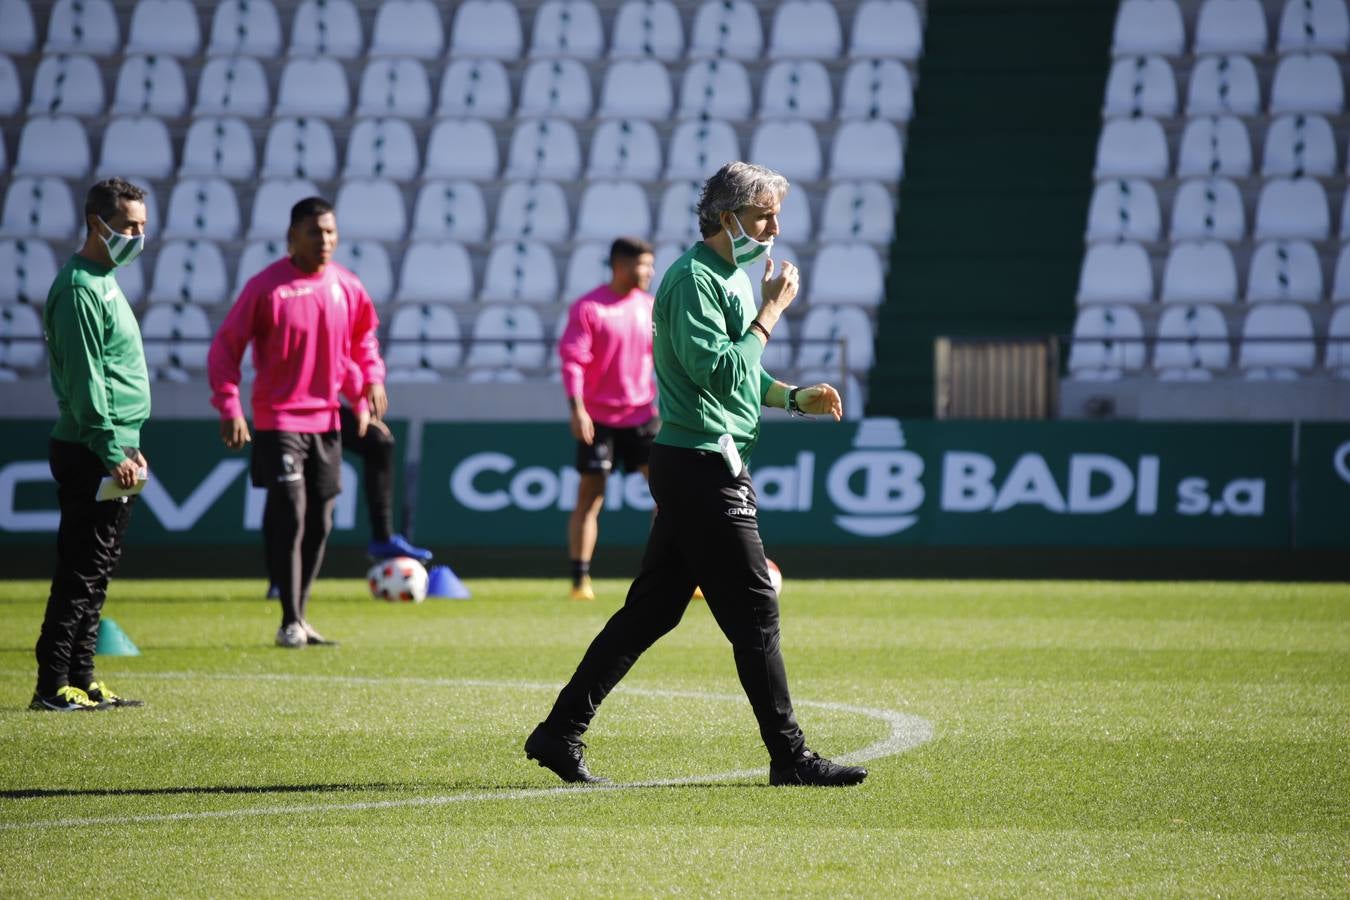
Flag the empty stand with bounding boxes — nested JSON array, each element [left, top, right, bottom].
[[180, 117, 256, 181], [98, 116, 175, 180], [1253, 177, 1330, 240], [356, 59, 433, 118], [425, 119, 500, 180], [0, 303, 44, 377], [344, 118, 420, 180], [208, 0, 283, 57], [678, 59, 753, 121], [1152, 303, 1231, 378], [2, 177, 78, 240], [1186, 55, 1262, 116], [1262, 113, 1337, 175], [276, 57, 350, 118], [587, 119, 663, 180], [369, 0, 443, 58], [769, 0, 843, 60], [1103, 55, 1178, 117], [1161, 241, 1239, 303], [45, 0, 120, 57], [437, 59, 512, 119], [0, 0, 36, 54], [481, 242, 559, 304], [1176, 115, 1252, 176], [689, 0, 763, 60], [1169, 177, 1246, 241], [335, 179, 406, 241], [797, 305, 875, 371], [194, 56, 269, 118], [14, 116, 90, 178], [466, 304, 547, 369], [839, 58, 913, 121], [850, 0, 923, 60], [749, 121, 822, 182], [149, 239, 229, 306], [1086, 178, 1162, 242], [575, 181, 651, 241], [0, 239, 59, 305], [531, 0, 605, 59], [125, 0, 201, 57], [450, 0, 524, 59], [761, 61, 833, 121], [493, 180, 571, 243], [248, 178, 320, 238], [598, 59, 674, 119], [1067, 304, 1147, 380], [505, 118, 582, 181], [1077, 242, 1153, 304], [334, 240, 394, 303], [411, 181, 488, 243], [1195, 0, 1269, 53], [386, 303, 462, 380], [820, 181, 896, 245], [1238, 303, 1316, 377], [29, 54, 104, 118], [397, 241, 474, 303], [290, 0, 363, 57], [1246, 240, 1324, 303], [165, 177, 241, 241], [1270, 52, 1345, 113], [610, 0, 684, 60], [262, 117, 338, 180], [1112, 0, 1185, 56], [112, 54, 189, 117]]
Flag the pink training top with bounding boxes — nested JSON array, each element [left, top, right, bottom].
[[209, 258, 384, 433], [558, 283, 657, 428]]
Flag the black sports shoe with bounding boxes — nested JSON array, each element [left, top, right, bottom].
[[29, 685, 100, 711], [524, 723, 610, 784], [84, 680, 144, 708], [769, 750, 868, 787]]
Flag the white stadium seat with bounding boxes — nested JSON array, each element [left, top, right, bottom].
[[0, 239, 59, 305], [810, 244, 885, 306], [276, 57, 350, 118], [165, 177, 240, 241], [678, 59, 753, 121], [1067, 304, 1146, 380], [769, 0, 842, 59], [125, 0, 200, 57], [575, 181, 651, 242], [234, 238, 284, 296], [437, 59, 512, 119], [111, 54, 188, 117], [1094, 116, 1168, 178], [598, 59, 674, 120], [797, 305, 875, 371], [504, 118, 582, 181], [689, 0, 763, 60], [1160, 240, 1238, 304], [180, 117, 256, 180], [1262, 113, 1337, 176], [194, 56, 269, 118], [411, 181, 488, 243], [830, 120, 904, 181], [45, 0, 120, 56], [0, 54, 15, 118], [587, 119, 663, 180], [1270, 52, 1345, 114], [750, 121, 822, 182], [518, 59, 593, 119], [1194, 0, 1268, 53], [116, 257, 146, 304], [425, 119, 500, 180], [451, 0, 524, 59], [1086, 178, 1161, 242], [1113, 0, 1185, 55], [851, 0, 923, 60], [386, 303, 463, 379], [1169, 177, 1246, 242], [1176, 115, 1252, 177], [0, 0, 36, 54], [356, 59, 433, 118], [0, 303, 47, 374], [481, 242, 559, 304], [290, 0, 363, 57], [1152, 303, 1231, 377], [370, 0, 443, 58], [1246, 240, 1324, 303], [208, 0, 283, 57], [531, 0, 604, 59], [1186, 54, 1261, 116], [1277, 0, 1350, 51], [611, 0, 684, 60], [820, 181, 896, 245], [1077, 241, 1153, 304], [758, 313, 792, 371], [28, 54, 104, 118], [776, 186, 813, 244], [651, 241, 684, 291], [467, 304, 547, 369], [98, 116, 174, 180], [335, 179, 406, 241], [396, 241, 474, 303], [562, 242, 611, 299], [1239, 303, 1316, 377], [1253, 177, 1330, 240], [655, 181, 703, 244], [343, 118, 420, 181], [839, 59, 912, 121], [149, 239, 228, 305], [493, 180, 571, 243], [261, 117, 337, 181], [332, 240, 393, 303], [14, 116, 89, 178], [1325, 303, 1350, 375], [247, 178, 320, 239], [141, 303, 212, 373], [1335, 243, 1350, 300], [1103, 56, 1177, 117], [1, 177, 78, 240], [761, 61, 833, 121]]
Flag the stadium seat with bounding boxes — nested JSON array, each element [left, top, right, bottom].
[[194, 56, 270, 118], [493, 180, 571, 243], [838, 59, 912, 121], [0, 239, 58, 305], [117, 257, 146, 304], [1170, 177, 1246, 241], [97, 116, 174, 180], [1077, 241, 1153, 304], [356, 59, 433, 118], [1194, 0, 1268, 53], [45, 0, 120, 56], [598, 59, 674, 120], [140, 302, 212, 373], [343, 118, 420, 181], [26, 53, 102, 118], [425, 119, 500, 180], [810, 244, 884, 306], [180, 117, 256, 180], [165, 177, 240, 241], [587, 119, 663, 180], [1152, 303, 1231, 378], [1254, 177, 1330, 240], [1067, 304, 1146, 380], [749, 121, 822, 182], [369, 0, 443, 58], [234, 238, 283, 295], [820, 181, 896, 245], [610, 0, 684, 60], [1113, 0, 1185, 54], [830, 120, 904, 181], [1262, 114, 1337, 176], [575, 181, 651, 242], [1160, 240, 1238, 303], [1103, 56, 1177, 117], [677, 59, 753, 121], [411, 181, 488, 243], [0, 303, 45, 375], [769, 0, 842, 59], [562, 242, 612, 299], [334, 179, 406, 242], [450, 0, 524, 59], [13, 116, 89, 178], [386, 303, 463, 378], [655, 181, 703, 244], [467, 304, 548, 369], [261, 117, 337, 181], [1186, 54, 1261, 115], [1246, 240, 1324, 303], [1270, 53, 1345, 113], [531, 0, 604, 58], [247, 178, 320, 239], [0, 54, 17, 117], [111, 54, 188, 117], [1277, 0, 1350, 51], [1335, 243, 1350, 300], [0, 131, 6, 173], [149, 239, 228, 305], [0, 0, 36, 54], [481, 242, 559, 304], [850, 0, 923, 60], [504, 118, 582, 181], [776, 187, 813, 244], [1086, 178, 1161, 242], [1238, 303, 1316, 377], [396, 241, 474, 303], [1325, 303, 1350, 375], [125, 0, 200, 57], [652, 241, 684, 290], [333, 240, 394, 303], [761, 61, 833, 121], [797, 305, 875, 371], [1, 177, 77, 240], [208, 0, 283, 57], [290, 0, 363, 58], [689, 0, 763, 60], [276, 58, 350, 118], [518, 59, 593, 119], [1338, 186, 1350, 239], [1175, 115, 1252, 177], [757, 313, 793, 371], [1094, 116, 1169, 178], [437, 59, 512, 119]]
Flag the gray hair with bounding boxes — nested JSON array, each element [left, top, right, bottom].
[[696, 162, 789, 237]]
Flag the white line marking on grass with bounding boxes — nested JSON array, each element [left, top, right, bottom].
[[0, 673, 934, 832]]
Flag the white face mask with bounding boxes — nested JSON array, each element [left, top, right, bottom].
[[97, 216, 146, 268], [725, 216, 773, 269]]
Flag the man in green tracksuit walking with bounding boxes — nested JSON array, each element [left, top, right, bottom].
[[31, 177, 152, 712]]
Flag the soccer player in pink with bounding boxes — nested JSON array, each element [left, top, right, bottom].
[[558, 237, 658, 601], [208, 197, 385, 648]]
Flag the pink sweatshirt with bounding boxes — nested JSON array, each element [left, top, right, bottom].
[[209, 258, 384, 433], [558, 284, 657, 428]]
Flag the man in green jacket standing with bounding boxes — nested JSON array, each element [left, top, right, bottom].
[[526, 162, 866, 787], [31, 177, 151, 712]]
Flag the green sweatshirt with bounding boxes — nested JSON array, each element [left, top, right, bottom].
[[652, 242, 776, 462], [43, 254, 151, 468]]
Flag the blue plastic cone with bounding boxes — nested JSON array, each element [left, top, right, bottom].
[[426, 564, 471, 599], [96, 618, 140, 656]]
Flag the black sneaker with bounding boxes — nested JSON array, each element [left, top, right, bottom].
[[84, 680, 144, 708], [29, 685, 100, 711], [769, 750, 868, 787], [524, 723, 610, 784]]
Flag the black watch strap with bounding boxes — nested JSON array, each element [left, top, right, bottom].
[[787, 386, 803, 414]]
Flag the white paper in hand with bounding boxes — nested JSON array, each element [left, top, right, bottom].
[[96, 469, 148, 501]]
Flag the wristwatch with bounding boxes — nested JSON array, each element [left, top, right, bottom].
[[787, 386, 803, 414]]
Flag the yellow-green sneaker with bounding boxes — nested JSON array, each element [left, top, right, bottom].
[[84, 680, 144, 708], [29, 685, 100, 711]]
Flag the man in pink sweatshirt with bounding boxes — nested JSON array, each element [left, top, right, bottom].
[[558, 237, 658, 601], [208, 197, 385, 648]]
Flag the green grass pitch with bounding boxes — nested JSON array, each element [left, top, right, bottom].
[[1, 577, 1346, 897]]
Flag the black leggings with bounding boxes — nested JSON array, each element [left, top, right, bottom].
[[339, 405, 395, 542]]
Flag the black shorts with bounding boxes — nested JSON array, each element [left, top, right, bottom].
[[251, 430, 342, 499], [575, 416, 660, 474]]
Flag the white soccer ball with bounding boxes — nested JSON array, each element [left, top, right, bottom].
[[766, 558, 783, 596], [368, 556, 428, 603]]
